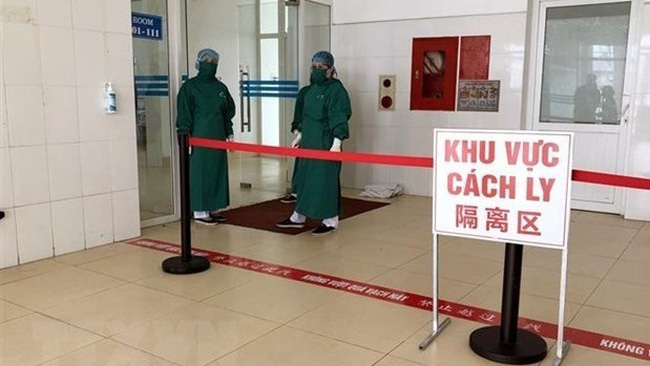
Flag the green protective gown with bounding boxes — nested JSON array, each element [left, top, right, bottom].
[[176, 62, 235, 212], [293, 77, 351, 219]]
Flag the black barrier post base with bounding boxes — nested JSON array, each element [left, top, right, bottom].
[[162, 256, 210, 274], [470, 326, 547, 364], [469, 243, 547, 364], [162, 133, 210, 275]]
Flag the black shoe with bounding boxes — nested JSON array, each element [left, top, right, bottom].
[[280, 194, 297, 204], [194, 216, 219, 226], [210, 213, 227, 223], [276, 218, 304, 228], [312, 224, 336, 235]]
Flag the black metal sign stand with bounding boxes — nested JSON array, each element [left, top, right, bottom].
[[162, 133, 210, 274], [469, 243, 547, 364]]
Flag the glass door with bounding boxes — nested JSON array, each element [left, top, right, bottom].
[[529, 0, 637, 214], [180, 0, 330, 209], [132, 0, 177, 226], [235, 0, 298, 207]]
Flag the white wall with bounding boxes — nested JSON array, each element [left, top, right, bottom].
[[333, 12, 527, 196], [0, 0, 140, 268], [624, 2, 650, 220], [332, 0, 526, 24]]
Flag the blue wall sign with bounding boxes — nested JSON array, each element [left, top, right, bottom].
[[132, 12, 163, 41]]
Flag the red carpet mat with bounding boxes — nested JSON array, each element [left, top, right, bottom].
[[221, 197, 389, 234]]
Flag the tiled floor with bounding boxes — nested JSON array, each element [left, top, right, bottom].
[[1, 194, 649, 365]]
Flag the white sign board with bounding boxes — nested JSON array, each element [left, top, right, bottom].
[[433, 129, 573, 249]]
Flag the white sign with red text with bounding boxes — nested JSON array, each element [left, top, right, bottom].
[[433, 129, 573, 249]]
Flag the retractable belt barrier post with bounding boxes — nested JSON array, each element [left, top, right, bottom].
[[167, 133, 650, 364], [161, 133, 210, 274]]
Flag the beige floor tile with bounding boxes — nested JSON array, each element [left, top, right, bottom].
[[415, 317, 488, 341], [289, 293, 430, 352], [540, 344, 650, 366], [374, 356, 425, 366], [482, 266, 601, 304], [203, 276, 340, 323], [42, 283, 192, 337], [348, 217, 437, 251], [391, 326, 502, 366], [440, 238, 506, 263], [41, 339, 177, 366], [226, 241, 324, 266], [0, 313, 101, 365], [438, 253, 503, 285], [568, 222, 638, 258], [569, 306, 650, 343], [572, 211, 646, 229], [54, 243, 139, 266], [524, 248, 616, 278], [294, 254, 392, 281], [79, 249, 173, 282], [0, 299, 32, 323], [621, 237, 650, 264], [0, 267, 123, 311], [632, 224, 650, 243], [586, 280, 650, 317], [459, 285, 582, 325], [328, 238, 429, 268], [137, 265, 262, 301], [192, 223, 286, 251], [606, 259, 650, 286], [400, 252, 504, 286], [398, 253, 433, 275], [113, 302, 278, 366], [0, 259, 69, 285], [368, 269, 477, 302], [207, 326, 383, 366]]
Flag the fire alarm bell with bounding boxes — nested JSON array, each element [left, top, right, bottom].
[[379, 75, 396, 111]]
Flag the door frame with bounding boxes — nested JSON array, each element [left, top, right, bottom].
[[137, 0, 183, 228], [522, 0, 643, 214]]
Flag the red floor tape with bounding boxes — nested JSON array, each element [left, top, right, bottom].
[[129, 238, 650, 362]]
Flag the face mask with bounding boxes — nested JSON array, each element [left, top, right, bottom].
[[199, 61, 218, 75], [310, 68, 328, 84]]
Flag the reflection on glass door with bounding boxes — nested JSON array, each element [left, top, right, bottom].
[[132, 0, 175, 224], [532, 1, 634, 214]]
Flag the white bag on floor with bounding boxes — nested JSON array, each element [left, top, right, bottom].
[[359, 183, 403, 199]]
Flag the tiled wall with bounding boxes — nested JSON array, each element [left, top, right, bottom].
[[0, 0, 140, 268], [333, 12, 527, 196], [333, 1, 649, 221]]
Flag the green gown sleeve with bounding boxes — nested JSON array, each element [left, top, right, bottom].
[[328, 82, 352, 140], [291, 87, 309, 133], [176, 83, 193, 134], [223, 85, 235, 137]]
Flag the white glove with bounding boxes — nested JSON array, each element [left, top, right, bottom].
[[227, 135, 234, 152], [329, 138, 342, 152], [291, 132, 302, 148]]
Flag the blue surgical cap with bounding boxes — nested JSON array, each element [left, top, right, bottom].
[[195, 48, 220, 70], [311, 51, 334, 67]]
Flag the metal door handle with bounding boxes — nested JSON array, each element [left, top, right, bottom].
[[239, 66, 251, 133]]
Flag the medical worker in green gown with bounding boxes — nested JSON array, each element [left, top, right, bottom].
[[276, 51, 352, 235], [176, 48, 235, 225]]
